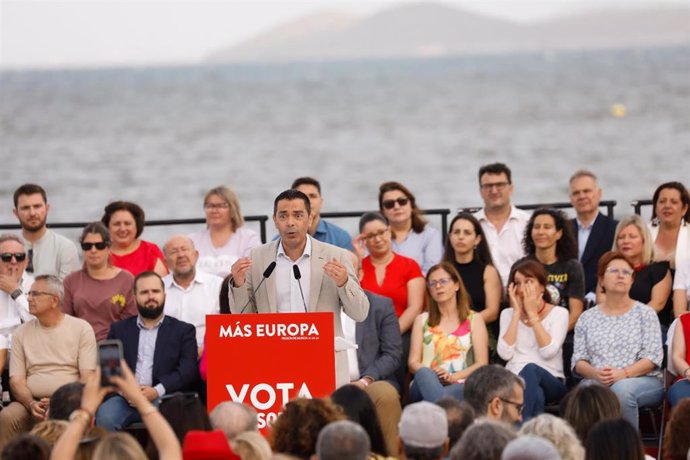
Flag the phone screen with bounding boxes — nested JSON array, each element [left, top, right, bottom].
[[98, 341, 123, 386]]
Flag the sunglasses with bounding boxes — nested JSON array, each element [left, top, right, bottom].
[[382, 197, 410, 209], [0, 253, 27, 263], [81, 242, 108, 251]]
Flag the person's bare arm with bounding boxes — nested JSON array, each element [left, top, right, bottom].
[[398, 277, 426, 334]]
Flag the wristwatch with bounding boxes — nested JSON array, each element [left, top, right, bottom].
[[10, 288, 23, 300]]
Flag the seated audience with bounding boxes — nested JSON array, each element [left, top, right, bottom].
[[573, 251, 664, 431], [378, 181, 443, 274], [443, 213, 502, 353], [435, 397, 475, 451], [583, 419, 646, 460], [449, 420, 516, 460], [189, 185, 261, 278], [95, 271, 199, 431], [519, 414, 584, 460], [669, 311, 690, 407], [397, 401, 449, 460], [315, 420, 371, 460], [331, 384, 390, 458], [498, 260, 568, 420], [209, 401, 258, 441], [408, 262, 488, 402], [63, 222, 137, 341], [270, 398, 345, 459], [598, 215, 672, 327], [162, 235, 222, 356], [354, 212, 425, 390], [561, 384, 621, 445], [464, 364, 525, 425], [51, 364, 182, 460], [0, 274, 96, 450], [101, 200, 168, 277], [649, 181, 690, 270], [663, 399, 690, 460]]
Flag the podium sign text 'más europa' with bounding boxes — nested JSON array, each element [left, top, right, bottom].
[[206, 312, 336, 429]]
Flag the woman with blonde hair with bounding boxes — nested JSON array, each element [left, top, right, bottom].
[[190, 185, 261, 277], [408, 261, 488, 402], [598, 214, 673, 326], [230, 431, 272, 460]]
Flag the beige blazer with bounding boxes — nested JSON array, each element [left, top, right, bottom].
[[229, 237, 370, 387]]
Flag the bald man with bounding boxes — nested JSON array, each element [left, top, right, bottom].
[[162, 235, 223, 356]]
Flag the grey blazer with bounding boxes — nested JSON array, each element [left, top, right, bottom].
[[229, 236, 369, 387]]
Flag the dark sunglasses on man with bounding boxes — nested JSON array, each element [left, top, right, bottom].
[[0, 253, 27, 263]]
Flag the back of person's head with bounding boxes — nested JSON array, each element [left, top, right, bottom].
[[146, 393, 211, 459], [584, 419, 644, 460], [519, 414, 584, 460], [48, 381, 85, 420], [464, 365, 523, 417], [450, 420, 516, 460], [501, 435, 562, 460], [316, 420, 371, 460], [270, 397, 345, 459], [561, 384, 621, 444], [1, 434, 50, 460], [398, 401, 449, 460], [93, 432, 148, 460], [435, 397, 475, 449], [230, 430, 273, 460], [331, 384, 388, 456], [30, 419, 69, 447], [183, 430, 241, 460], [76, 426, 108, 460], [664, 399, 690, 460], [209, 401, 258, 440]]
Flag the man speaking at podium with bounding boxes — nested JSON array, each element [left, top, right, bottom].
[[228, 189, 369, 387]]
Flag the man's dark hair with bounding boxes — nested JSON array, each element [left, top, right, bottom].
[[133, 271, 164, 293], [1, 434, 50, 460], [273, 189, 311, 216], [478, 163, 512, 184], [464, 365, 523, 416], [48, 382, 85, 421], [436, 398, 475, 448], [291, 177, 321, 194], [13, 184, 47, 207], [401, 443, 445, 460]]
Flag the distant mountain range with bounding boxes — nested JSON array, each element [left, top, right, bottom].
[[207, 2, 690, 63]]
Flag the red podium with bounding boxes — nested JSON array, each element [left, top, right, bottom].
[[205, 312, 336, 430]]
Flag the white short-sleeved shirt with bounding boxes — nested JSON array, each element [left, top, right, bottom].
[[189, 227, 261, 278]]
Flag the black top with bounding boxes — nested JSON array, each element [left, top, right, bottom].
[[454, 258, 486, 312], [632, 261, 671, 327]]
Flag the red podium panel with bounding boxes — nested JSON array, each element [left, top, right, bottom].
[[206, 312, 336, 430]]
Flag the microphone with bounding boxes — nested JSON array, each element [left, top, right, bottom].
[[239, 261, 277, 314], [292, 265, 308, 313]]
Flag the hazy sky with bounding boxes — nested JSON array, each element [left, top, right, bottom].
[[1, 0, 685, 69]]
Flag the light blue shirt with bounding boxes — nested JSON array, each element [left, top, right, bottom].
[[135, 315, 166, 397], [314, 219, 353, 251], [575, 212, 598, 260], [391, 224, 443, 275]]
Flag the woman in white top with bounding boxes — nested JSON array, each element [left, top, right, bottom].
[[189, 186, 261, 278], [649, 181, 690, 271], [498, 259, 569, 421]]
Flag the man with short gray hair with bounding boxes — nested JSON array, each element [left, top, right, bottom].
[[209, 401, 258, 440], [398, 401, 449, 460], [0, 274, 97, 450], [464, 365, 524, 425], [450, 420, 516, 460], [316, 420, 370, 460]]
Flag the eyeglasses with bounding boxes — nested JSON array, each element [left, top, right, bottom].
[[204, 203, 229, 210], [364, 229, 389, 241], [427, 278, 452, 288], [480, 182, 510, 191], [605, 267, 634, 277], [499, 397, 524, 415], [382, 197, 409, 209], [81, 242, 108, 251], [0, 252, 27, 263], [27, 290, 56, 298]]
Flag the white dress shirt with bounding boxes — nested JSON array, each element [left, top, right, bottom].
[[275, 237, 312, 313]]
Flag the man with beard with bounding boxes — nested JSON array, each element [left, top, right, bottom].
[[464, 365, 524, 426], [162, 235, 222, 357], [95, 271, 199, 431], [12, 184, 80, 281]]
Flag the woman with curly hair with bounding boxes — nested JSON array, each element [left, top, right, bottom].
[[270, 398, 345, 459], [378, 181, 443, 274], [408, 262, 488, 402]]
